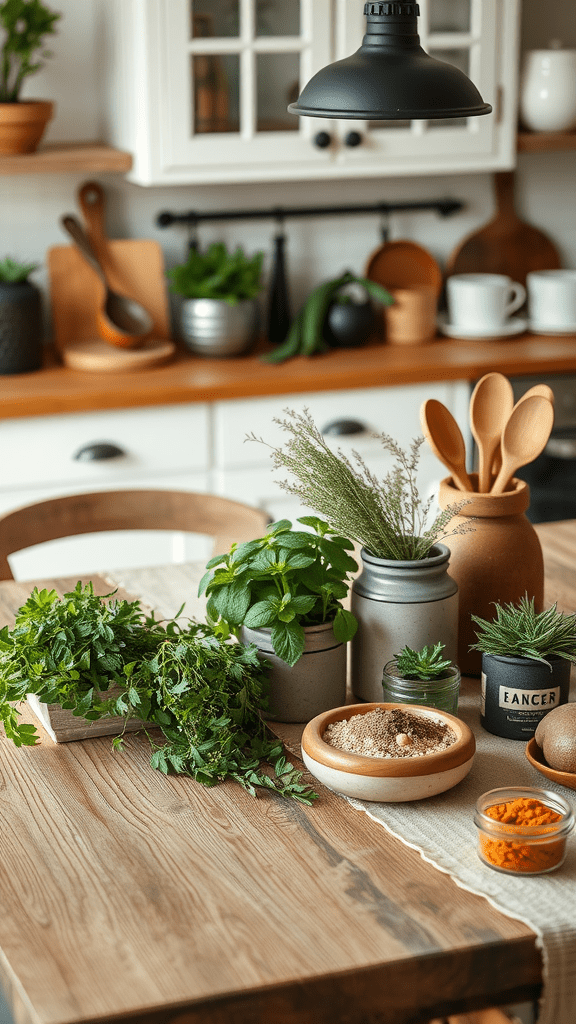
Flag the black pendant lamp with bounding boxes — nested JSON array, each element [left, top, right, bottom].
[[289, 2, 492, 121]]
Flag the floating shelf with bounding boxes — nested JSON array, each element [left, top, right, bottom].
[[0, 141, 133, 175], [517, 131, 576, 153]]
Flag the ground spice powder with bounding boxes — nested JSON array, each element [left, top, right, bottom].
[[479, 796, 565, 873], [324, 707, 456, 758]]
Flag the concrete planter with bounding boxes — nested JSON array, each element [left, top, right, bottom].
[[0, 280, 43, 374], [241, 621, 346, 724]]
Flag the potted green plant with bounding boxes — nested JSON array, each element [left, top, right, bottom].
[[166, 241, 265, 357], [248, 408, 473, 702], [382, 641, 461, 715], [471, 595, 576, 740], [0, 0, 61, 154], [199, 516, 359, 723], [263, 270, 394, 363], [0, 255, 43, 373], [0, 581, 317, 802]]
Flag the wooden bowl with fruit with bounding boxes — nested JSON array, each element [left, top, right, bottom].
[[526, 703, 576, 791]]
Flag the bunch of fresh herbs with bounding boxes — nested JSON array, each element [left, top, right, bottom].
[[166, 242, 264, 304], [0, 256, 37, 282], [471, 595, 576, 667], [0, 0, 61, 102], [247, 408, 471, 561], [394, 642, 454, 680], [263, 271, 393, 363], [199, 517, 358, 667], [0, 582, 316, 802]]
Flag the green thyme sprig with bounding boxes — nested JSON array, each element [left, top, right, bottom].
[[394, 642, 453, 680], [246, 407, 472, 561], [471, 595, 576, 667], [0, 582, 317, 803]]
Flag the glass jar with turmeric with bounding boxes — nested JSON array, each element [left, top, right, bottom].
[[474, 787, 574, 875]]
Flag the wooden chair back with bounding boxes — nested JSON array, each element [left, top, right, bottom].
[[0, 490, 270, 581]]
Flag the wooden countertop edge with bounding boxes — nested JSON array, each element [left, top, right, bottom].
[[2, 334, 576, 418]]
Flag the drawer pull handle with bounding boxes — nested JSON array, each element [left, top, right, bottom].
[[314, 131, 332, 149], [322, 419, 366, 437], [73, 442, 127, 462]]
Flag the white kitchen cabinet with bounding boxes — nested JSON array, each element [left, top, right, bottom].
[[0, 382, 470, 579], [103, 0, 520, 186], [1, 404, 212, 580]]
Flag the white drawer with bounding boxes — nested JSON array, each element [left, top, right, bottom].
[[0, 404, 210, 491], [214, 384, 466, 470]]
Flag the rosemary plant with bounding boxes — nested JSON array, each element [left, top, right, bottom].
[[247, 408, 471, 561], [394, 642, 454, 680], [471, 595, 576, 666]]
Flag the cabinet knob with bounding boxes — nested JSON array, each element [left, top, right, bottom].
[[322, 419, 366, 437], [314, 131, 332, 149], [73, 442, 127, 462], [344, 131, 363, 148]]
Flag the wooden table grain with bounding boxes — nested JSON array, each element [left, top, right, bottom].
[[0, 522, 567, 1024]]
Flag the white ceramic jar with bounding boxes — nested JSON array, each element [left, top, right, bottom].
[[520, 46, 576, 132]]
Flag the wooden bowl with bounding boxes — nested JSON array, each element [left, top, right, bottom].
[[525, 737, 576, 791], [301, 702, 476, 803]]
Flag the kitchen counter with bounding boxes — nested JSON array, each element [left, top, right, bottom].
[[2, 333, 576, 419]]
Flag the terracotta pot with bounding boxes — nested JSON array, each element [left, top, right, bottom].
[[0, 101, 54, 155], [438, 475, 544, 677], [383, 285, 438, 345]]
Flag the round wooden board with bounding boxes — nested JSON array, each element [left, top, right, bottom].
[[365, 240, 443, 295], [61, 337, 176, 372]]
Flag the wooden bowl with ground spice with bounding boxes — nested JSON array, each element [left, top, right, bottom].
[[301, 703, 475, 802]]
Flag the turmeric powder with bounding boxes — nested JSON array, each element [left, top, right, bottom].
[[479, 796, 565, 874]]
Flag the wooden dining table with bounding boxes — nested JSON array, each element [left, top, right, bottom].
[[0, 520, 572, 1024]]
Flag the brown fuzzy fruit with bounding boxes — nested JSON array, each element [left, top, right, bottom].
[[534, 703, 576, 773]]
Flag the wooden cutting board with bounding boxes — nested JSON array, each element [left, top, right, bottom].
[[48, 181, 175, 371], [445, 171, 562, 286]]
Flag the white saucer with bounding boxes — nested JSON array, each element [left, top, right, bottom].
[[437, 315, 528, 341], [528, 320, 576, 337]]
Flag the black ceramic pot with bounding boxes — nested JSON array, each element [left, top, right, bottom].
[[480, 652, 571, 740], [0, 280, 43, 374], [323, 296, 377, 348]]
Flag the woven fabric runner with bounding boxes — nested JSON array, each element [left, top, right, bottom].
[[105, 562, 576, 1024]]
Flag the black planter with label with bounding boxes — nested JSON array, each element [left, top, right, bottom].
[[0, 280, 43, 375], [480, 652, 571, 740]]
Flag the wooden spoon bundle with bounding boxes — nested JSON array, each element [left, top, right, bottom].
[[421, 373, 555, 493]]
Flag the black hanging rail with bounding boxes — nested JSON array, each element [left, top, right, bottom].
[[156, 197, 464, 230]]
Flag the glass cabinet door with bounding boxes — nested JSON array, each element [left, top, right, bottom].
[[333, 0, 519, 175], [161, 0, 334, 178]]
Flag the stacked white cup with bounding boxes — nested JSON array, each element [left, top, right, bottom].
[[446, 274, 526, 335], [527, 271, 576, 333]]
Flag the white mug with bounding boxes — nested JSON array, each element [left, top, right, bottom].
[[446, 274, 526, 330], [527, 270, 576, 329]]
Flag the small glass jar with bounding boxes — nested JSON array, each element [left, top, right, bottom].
[[382, 659, 461, 715], [474, 787, 574, 876]]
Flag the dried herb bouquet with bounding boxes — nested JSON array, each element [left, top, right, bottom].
[[247, 408, 471, 561]]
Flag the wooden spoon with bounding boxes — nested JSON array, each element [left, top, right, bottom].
[[491, 383, 555, 477], [491, 394, 555, 495], [469, 373, 514, 492], [420, 399, 473, 492]]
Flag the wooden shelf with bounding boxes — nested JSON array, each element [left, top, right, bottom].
[[2, 333, 576, 420], [0, 141, 133, 175], [517, 130, 576, 153]]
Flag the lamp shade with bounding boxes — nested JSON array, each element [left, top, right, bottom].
[[289, 2, 492, 121]]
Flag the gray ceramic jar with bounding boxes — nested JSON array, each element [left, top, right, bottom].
[[350, 544, 458, 703], [241, 621, 346, 724], [481, 652, 571, 740]]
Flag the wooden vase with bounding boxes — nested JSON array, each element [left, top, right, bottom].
[[438, 475, 544, 677]]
